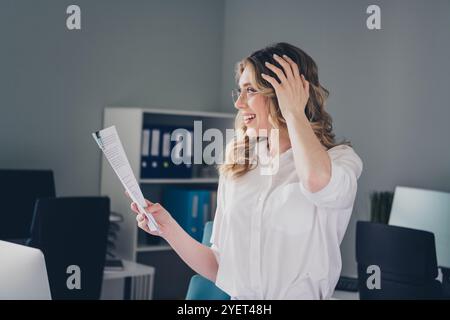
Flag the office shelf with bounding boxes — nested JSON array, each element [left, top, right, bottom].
[[99, 107, 234, 299], [100, 107, 234, 262], [139, 178, 219, 184], [136, 245, 173, 252]]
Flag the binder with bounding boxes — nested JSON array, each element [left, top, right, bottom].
[[186, 190, 210, 241], [163, 187, 211, 242], [141, 125, 193, 179], [170, 128, 193, 179], [198, 190, 211, 235]]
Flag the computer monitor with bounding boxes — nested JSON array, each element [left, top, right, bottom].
[[389, 186, 450, 269], [0, 240, 51, 299], [0, 170, 55, 241]]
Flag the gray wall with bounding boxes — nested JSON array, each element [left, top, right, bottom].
[[220, 0, 450, 275], [0, 0, 225, 196]]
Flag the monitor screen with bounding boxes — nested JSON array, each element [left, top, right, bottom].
[[389, 186, 450, 269], [0, 170, 55, 240]]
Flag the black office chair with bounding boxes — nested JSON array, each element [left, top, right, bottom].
[[28, 197, 110, 300], [0, 169, 55, 242], [356, 221, 442, 299]]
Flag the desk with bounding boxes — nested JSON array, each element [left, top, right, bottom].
[[331, 290, 359, 300], [101, 260, 155, 300]]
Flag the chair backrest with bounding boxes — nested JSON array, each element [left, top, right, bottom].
[[202, 221, 213, 246], [28, 197, 110, 299], [185, 221, 230, 300], [356, 221, 441, 299], [0, 169, 55, 241]]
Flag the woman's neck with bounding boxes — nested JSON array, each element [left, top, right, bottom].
[[267, 128, 291, 158]]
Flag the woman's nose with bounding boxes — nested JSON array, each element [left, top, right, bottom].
[[234, 96, 246, 110]]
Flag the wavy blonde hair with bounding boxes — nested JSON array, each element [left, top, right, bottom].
[[219, 42, 350, 179]]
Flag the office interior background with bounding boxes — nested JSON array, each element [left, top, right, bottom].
[[0, 0, 449, 300]]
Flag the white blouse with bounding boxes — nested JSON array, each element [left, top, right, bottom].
[[210, 140, 363, 300]]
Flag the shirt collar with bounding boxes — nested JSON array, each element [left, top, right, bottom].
[[256, 139, 293, 166]]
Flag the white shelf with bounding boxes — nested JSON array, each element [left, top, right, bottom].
[[112, 106, 235, 119], [139, 178, 219, 184], [136, 245, 173, 252], [103, 260, 155, 280]]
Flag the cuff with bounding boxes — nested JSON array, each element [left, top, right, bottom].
[[299, 160, 343, 205]]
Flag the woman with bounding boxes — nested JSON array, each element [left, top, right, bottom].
[[129, 42, 363, 299]]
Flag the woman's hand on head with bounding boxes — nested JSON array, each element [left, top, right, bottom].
[[261, 54, 310, 122], [125, 191, 175, 238]]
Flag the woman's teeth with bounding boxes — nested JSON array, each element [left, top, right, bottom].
[[244, 114, 256, 123]]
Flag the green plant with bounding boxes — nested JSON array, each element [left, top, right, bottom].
[[370, 191, 394, 224]]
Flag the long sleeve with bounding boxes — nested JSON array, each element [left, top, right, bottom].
[[209, 174, 226, 264], [299, 145, 363, 210]]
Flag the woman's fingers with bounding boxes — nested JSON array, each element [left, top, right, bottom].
[[272, 54, 295, 80], [129, 198, 159, 235], [265, 62, 287, 84], [138, 220, 150, 232], [282, 55, 300, 79], [131, 202, 139, 214], [146, 202, 161, 215], [136, 213, 145, 222], [301, 74, 310, 98], [131, 202, 162, 222], [136, 213, 150, 231], [261, 73, 281, 91], [130, 198, 155, 214]]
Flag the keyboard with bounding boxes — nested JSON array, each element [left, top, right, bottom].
[[335, 276, 359, 292]]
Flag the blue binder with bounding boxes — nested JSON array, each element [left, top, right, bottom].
[[140, 125, 193, 179], [163, 188, 211, 242], [186, 190, 210, 241]]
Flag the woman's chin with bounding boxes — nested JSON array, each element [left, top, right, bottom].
[[246, 123, 258, 137], [247, 123, 271, 137]]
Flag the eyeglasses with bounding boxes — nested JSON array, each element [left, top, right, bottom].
[[231, 87, 261, 104]]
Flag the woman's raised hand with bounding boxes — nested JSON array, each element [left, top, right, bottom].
[[261, 54, 310, 122]]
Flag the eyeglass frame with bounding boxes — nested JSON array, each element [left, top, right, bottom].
[[231, 87, 262, 104]]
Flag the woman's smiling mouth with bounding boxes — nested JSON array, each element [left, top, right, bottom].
[[243, 113, 256, 124]]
